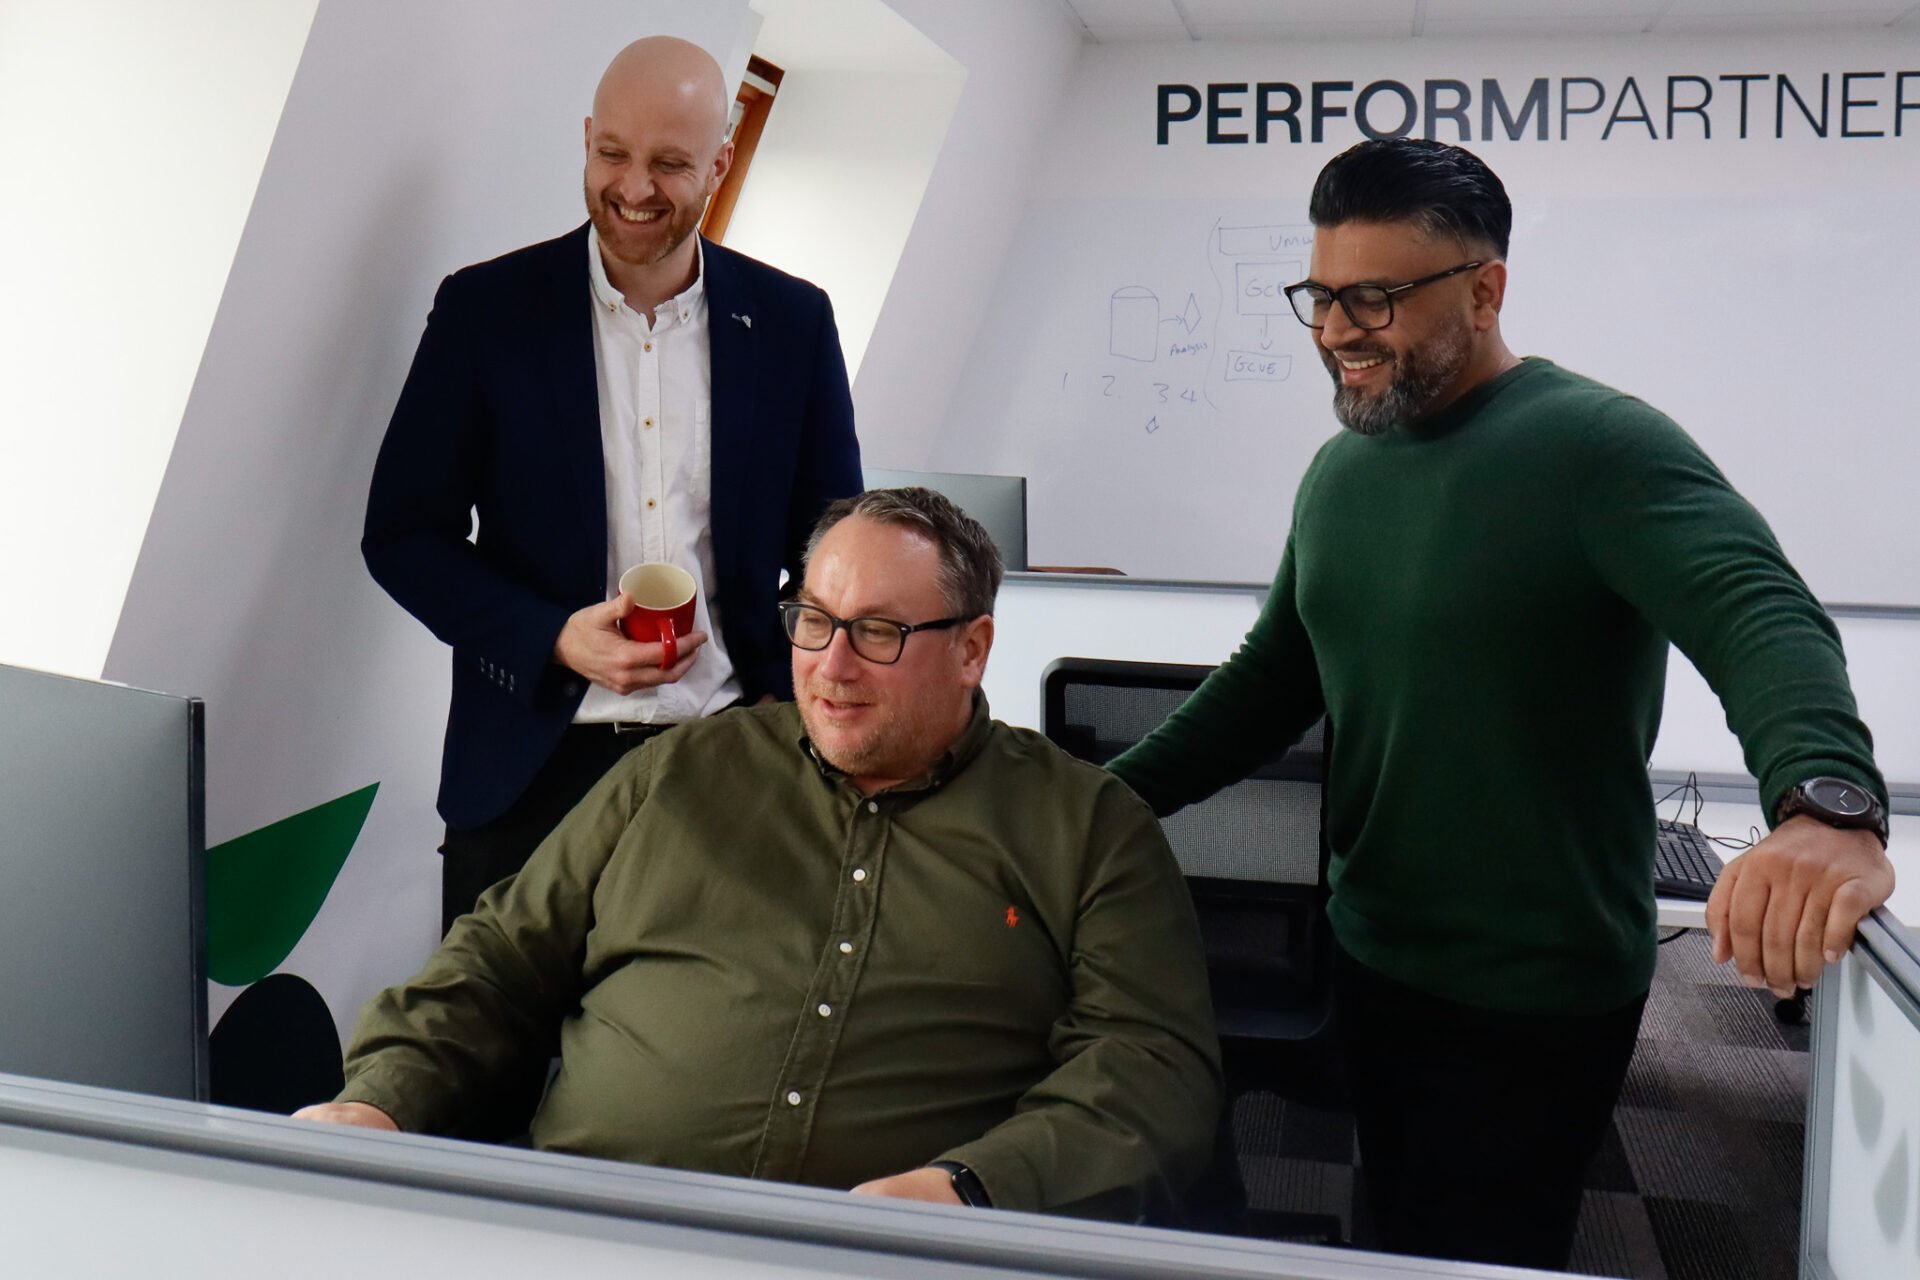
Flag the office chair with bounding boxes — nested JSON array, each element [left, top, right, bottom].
[[1040, 658, 1342, 1241]]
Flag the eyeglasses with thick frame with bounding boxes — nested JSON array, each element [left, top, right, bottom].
[[779, 600, 972, 665], [1283, 261, 1485, 332]]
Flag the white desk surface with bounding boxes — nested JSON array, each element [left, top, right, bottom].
[[1655, 801, 1917, 942]]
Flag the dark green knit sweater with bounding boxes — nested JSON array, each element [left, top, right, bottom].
[[1110, 358, 1884, 1015]]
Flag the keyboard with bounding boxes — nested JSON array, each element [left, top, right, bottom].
[[1654, 819, 1725, 901]]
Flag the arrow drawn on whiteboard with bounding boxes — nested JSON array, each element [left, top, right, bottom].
[[1159, 297, 1204, 336]]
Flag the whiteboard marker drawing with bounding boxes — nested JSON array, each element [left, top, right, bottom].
[[1109, 286, 1159, 361], [1225, 351, 1293, 383], [1234, 261, 1302, 317]]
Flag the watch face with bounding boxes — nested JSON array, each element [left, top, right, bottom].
[[1807, 777, 1871, 817]]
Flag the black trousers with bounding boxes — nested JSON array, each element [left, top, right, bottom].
[[1333, 939, 1647, 1272], [438, 723, 670, 937]]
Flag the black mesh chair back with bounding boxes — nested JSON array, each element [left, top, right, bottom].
[[1040, 658, 1332, 1049]]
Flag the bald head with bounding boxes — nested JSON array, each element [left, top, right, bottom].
[[583, 36, 734, 303], [592, 36, 729, 149]]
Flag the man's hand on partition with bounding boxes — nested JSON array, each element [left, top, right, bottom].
[[849, 1167, 963, 1206], [290, 1101, 400, 1131], [553, 594, 707, 695], [1706, 815, 1894, 998]]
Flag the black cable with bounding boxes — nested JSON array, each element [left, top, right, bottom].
[[1654, 771, 1709, 827]]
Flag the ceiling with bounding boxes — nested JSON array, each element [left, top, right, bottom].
[[1054, 0, 1920, 41]]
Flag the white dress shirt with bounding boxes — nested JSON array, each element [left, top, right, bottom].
[[576, 231, 742, 724]]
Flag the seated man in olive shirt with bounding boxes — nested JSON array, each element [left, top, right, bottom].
[[297, 487, 1222, 1220]]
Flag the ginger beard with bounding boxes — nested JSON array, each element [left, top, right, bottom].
[[585, 175, 704, 269]]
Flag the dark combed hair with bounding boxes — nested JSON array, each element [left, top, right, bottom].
[[805, 486, 1003, 618], [1308, 138, 1512, 259]]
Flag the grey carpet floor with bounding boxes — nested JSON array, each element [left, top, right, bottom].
[[1229, 929, 1809, 1278]]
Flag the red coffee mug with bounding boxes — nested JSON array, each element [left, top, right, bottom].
[[616, 563, 697, 668]]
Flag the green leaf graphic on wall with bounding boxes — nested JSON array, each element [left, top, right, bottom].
[[205, 783, 377, 986]]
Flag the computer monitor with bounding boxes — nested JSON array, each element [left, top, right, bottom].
[[860, 468, 1029, 572], [0, 664, 208, 1100]]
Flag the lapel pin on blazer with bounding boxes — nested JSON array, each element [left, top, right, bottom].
[[731, 313, 752, 329]]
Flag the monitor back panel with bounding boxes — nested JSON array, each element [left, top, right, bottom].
[[861, 468, 1028, 572]]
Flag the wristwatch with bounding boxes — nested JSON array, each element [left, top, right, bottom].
[[927, 1160, 992, 1208], [1775, 776, 1889, 848]]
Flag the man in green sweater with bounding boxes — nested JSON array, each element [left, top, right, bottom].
[[298, 487, 1221, 1222], [1108, 139, 1892, 1269]]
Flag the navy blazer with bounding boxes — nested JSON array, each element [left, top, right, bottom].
[[364, 226, 861, 828]]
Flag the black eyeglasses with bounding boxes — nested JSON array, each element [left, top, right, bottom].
[[1283, 261, 1484, 332], [779, 601, 971, 665]]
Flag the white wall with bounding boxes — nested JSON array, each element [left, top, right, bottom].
[[851, 0, 1085, 461], [724, 67, 964, 378], [0, 0, 318, 679], [726, 0, 964, 379]]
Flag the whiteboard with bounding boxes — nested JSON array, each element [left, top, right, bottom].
[[919, 34, 1920, 605]]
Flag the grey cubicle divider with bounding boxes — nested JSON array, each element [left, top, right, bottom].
[[0, 664, 208, 1100], [1803, 909, 1920, 1280], [0, 1072, 1568, 1280]]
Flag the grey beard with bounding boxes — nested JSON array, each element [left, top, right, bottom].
[[1326, 324, 1471, 437]]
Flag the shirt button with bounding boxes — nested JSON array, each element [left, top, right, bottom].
[[852, 868, 867, 882], [786, 1091, 802, 1106], [645, 498, 656, 509], [838, 941, 853, 955], [867, 801, 880, 814], [644, 341, 653, 352], [817, 1003, 832, 1018], [643, 417, 654, 429]]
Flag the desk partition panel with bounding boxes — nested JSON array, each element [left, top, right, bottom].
[[0, 664, 207, 1099], [1805, 911, 1920, 1280], [0, 1073, 1570, 1280]]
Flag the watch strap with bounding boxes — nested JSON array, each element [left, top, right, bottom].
[[927, 1159, 992, 1208]]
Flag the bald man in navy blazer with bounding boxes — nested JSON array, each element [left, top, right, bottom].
[[364, 37, 860, 932]]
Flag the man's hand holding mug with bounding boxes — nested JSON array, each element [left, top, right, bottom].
[[553, 562, 706, 695]]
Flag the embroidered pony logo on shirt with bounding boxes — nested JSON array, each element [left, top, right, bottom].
[[1005, 906, 1020, 928]]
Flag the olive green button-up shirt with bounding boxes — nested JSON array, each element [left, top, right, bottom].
[[338, 697, 1221, 1220]]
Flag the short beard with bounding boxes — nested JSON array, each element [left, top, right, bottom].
[[797, 682, 935, 783], [1323, 318, 1472, 437], [585, 181, 700, 269]]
